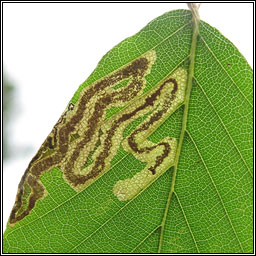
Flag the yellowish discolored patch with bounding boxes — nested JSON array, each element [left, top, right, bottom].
[[9, 50, 157, 224], [113, 68, 187, 201], [113, 139, 177, 201], [9, 49, 187, 225]]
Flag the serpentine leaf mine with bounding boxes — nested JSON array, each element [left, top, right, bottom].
[[9, 50, 187, 226]]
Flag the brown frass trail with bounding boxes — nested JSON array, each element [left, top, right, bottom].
[[9, 53, 155, 225]]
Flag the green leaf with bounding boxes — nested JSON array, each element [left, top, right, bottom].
[[3, 7, 252, 254]]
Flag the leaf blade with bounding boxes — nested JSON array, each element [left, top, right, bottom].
[[3, 8, 252, 254]]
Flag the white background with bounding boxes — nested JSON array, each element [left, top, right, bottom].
[[3, 2, 253, 228]]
